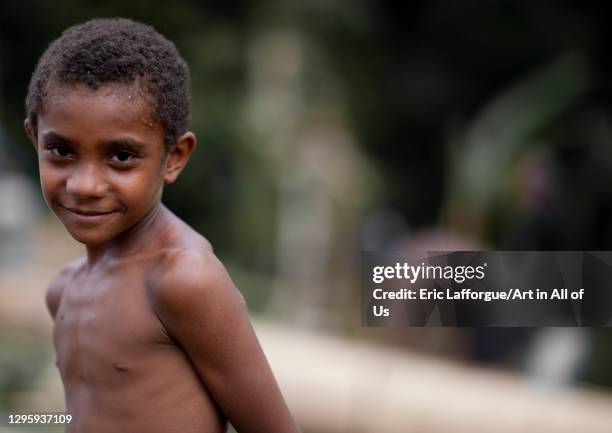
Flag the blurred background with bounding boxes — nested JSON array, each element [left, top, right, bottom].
[[1, 0, 612, 432]]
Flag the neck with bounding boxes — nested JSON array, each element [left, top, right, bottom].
[[85, 201, 170, 267]]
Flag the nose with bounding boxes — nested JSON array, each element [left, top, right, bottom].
[[65, 162, 108, 198]]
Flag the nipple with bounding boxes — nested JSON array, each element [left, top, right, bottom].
[[112, 362, 128, 372]]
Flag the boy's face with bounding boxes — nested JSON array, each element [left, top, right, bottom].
[[29, 84, 170, 247]]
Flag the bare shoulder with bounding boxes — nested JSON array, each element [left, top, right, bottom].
[[46, 256, 84, 319], [149, 244, 246, 324], [148, 209, 246, 317]]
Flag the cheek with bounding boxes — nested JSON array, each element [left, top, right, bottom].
[[38, 164, 65, 202], [111, 167, 164, 208]]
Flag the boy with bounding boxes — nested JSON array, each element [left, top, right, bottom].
[[24, 18, 300, 433]]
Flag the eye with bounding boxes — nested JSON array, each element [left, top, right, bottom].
[[110, 150, 136, 163], [49, 145, 74, 158]]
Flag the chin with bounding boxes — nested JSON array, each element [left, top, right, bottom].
[[64, 226, 116, 247]]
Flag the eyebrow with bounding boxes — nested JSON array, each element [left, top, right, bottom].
[[40, 131, 147, 152], [105, 138, 147, 152], [40, 131, 73, 145]]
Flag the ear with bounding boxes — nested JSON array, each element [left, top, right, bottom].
[[24, 117, 38, 149], [164, 132, 196, 184]]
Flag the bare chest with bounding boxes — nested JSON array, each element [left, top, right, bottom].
[[53, 265, 167, 386]]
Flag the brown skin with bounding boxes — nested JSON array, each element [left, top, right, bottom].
[[26, 83, 301, 433]]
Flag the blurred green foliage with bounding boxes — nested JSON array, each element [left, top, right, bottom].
[[0, 337, 48, 410], [3, 0, 612, 251]]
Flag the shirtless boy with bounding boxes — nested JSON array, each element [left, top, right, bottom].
[[24, 18, 300, 433]]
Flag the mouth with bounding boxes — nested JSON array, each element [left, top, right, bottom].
[[60, 205, 118, 222], [63, 206, 114, 216]]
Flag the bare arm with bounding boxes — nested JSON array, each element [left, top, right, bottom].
[[46, 258, 81, 320], [46, 270, 67, 320], [152, 251, 301, 433]]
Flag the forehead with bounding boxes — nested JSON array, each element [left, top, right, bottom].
[[38, 83, 163, 146]]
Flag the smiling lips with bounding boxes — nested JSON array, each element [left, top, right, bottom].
[[61, 205, 117, 220], [64, 206, 114, 215]]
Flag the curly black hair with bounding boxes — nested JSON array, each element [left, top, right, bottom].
[[25, 17, 190, 149]]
